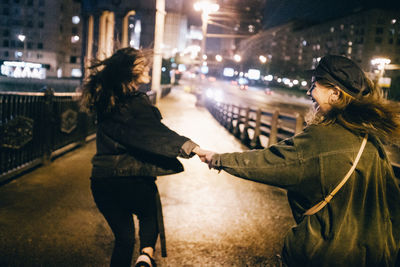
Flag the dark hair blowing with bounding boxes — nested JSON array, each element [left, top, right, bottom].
[[80, 47, 150, 114], [307, 77, 400, 143]]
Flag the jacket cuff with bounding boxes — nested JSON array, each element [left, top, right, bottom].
[[211, 154, 222, 170], [179, 140, 198, 158]]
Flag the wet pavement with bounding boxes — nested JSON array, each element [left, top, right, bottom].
[[0, 87, 294, 267]]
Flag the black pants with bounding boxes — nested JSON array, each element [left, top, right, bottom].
[[91, 176, 159, 267]]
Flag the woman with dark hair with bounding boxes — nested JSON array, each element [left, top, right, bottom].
[[202, 55, 400, 266], [81, 47, 205, 267]]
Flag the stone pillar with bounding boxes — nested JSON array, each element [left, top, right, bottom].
[[122, 10, 136, 48], [98, 11, 114, 60], [85, 15, 94, 76]]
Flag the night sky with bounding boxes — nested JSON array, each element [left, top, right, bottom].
[[263, 0, 400, 28]]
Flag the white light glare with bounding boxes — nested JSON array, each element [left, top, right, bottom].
[[18, 34, 26, 42], [72, 16, 80, 24], [371, 58, 391, 66], [194, 1, 220, 13], [234, 54, 241, 62], [264, 75, 273, 81]]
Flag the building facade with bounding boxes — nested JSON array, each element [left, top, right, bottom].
[[0, 0, 83, 78], [238, 8, 400, 77], [81, 0, 188, 72]]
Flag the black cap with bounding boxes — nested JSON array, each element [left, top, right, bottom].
[[313, 55, 370, 98]]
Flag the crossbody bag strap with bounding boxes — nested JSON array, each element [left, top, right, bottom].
[[304, 134, 368, 216]]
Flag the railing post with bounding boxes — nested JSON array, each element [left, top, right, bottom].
[[268, 110, 280, 147], [240, 107, 250, 146], [42, 87, 55, 165], [227, 105, 234, 131], [295, 113, 305, 134], [250, 108, 262, 149], [233, 106, 242, 138]]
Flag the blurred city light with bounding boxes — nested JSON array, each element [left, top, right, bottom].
[[248, 69, 260, 80], [234, 54, 241, 62], [201, 65, 209, 74], [72, 16, 80, 24], [215, 54, 223, 62], [259, 55, 267, 63], [264, 74, 273, 81], [71, 35, 80, 43], [371, 57, 391, 69], [18, 34, 26, 42], [194, 1, 220, 13], [223, 67, 235, 77]]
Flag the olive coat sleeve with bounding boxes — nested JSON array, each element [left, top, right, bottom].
[[211, 138, 306, 189]]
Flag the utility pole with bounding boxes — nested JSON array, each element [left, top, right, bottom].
[[151, 0, 165, 103]]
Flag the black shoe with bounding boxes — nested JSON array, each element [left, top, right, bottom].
[[134, 251, 157, 267]]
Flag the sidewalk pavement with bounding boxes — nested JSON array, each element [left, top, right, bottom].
[[0, 87, 294, 267]]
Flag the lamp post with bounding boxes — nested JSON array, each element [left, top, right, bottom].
[[194, 1, 220, 63], [152, 0, 165, 103]]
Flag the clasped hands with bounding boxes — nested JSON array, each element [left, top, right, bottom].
[[192, 146, 215, 168]]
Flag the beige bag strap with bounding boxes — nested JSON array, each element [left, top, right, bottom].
[[304, 134, 368, 216]]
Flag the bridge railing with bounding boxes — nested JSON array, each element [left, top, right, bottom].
[[0, 86, 167, 184], [0, 89, 96, 183], [204, 98, 400, 177]]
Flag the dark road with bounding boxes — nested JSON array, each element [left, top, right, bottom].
[[0, 88, 294, 266]]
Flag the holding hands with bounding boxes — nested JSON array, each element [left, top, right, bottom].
[[192, 146, 216, 167]]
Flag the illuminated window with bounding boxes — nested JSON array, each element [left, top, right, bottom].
[[71, 68, 82, 77], [72, 16, 80, 24], [71, 35, 79, 43]]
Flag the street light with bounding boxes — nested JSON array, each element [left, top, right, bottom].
[[194, 1, 220, 62], [17, 34, 26, 60], [259, 55, 267, 64], [234, 54, 241, 62]]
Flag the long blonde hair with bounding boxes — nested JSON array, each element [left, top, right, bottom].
[[306, 77, 400, 143]]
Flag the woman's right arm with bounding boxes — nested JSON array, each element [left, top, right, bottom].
[[209, 138, 306, 189]]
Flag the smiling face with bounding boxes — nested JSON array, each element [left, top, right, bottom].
[[307, 81, 340, 113]]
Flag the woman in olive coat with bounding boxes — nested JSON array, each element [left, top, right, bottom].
[[204, 55, 400, 266], [81, 48, 205, 267]]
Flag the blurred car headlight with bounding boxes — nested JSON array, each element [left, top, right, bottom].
[[205, 88, 223, 102]]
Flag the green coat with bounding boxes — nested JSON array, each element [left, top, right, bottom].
[[211, 123, 400, 266]]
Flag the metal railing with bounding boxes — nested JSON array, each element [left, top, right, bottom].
[[0, 89, 96, 183], [205, 99, 304, 149], [0, 85, 171, 184]]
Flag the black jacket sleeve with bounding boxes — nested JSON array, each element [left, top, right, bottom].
[[101, 93, 192, 158]]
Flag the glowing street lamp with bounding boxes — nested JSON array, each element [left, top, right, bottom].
[[194, 1, 220, 62], [259, 55, 267, 63], [234, 54, 241, 62]]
